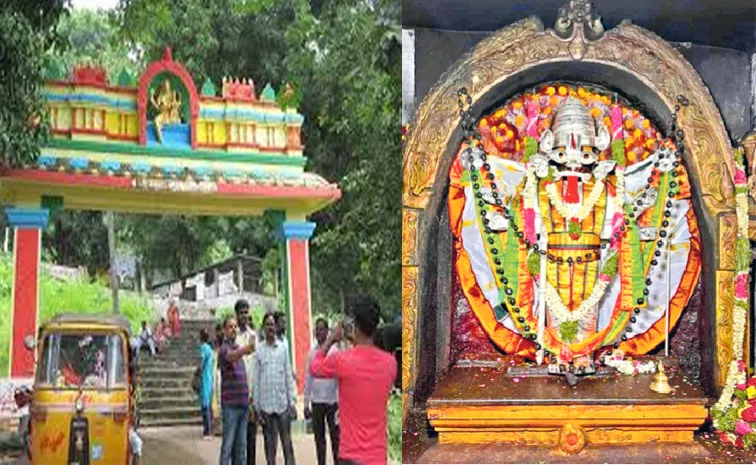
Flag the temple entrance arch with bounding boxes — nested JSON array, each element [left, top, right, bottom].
[[402, 7, 744, 450], [1, 50, 340, 399]]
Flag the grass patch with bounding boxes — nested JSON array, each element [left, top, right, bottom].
[[388, 391, 401, 462], [0, 253, 155, 375]]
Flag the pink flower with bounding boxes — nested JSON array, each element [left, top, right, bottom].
[[736, 383, 747, 390], [735, 420, 753, 436], [738, 359, 747, 373], [524, 208, 537, 244], [525, 101, 539, 137], [735, 169, 747, 185], [735, 274, 749, 300], [610, 105, 623, 140]]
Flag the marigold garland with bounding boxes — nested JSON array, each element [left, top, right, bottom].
[[712, 147, 753, 449]]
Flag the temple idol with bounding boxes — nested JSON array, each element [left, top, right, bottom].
[[402, 0, 756, 460]]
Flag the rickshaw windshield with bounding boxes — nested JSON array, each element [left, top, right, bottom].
[[36, 332, 126, 389]]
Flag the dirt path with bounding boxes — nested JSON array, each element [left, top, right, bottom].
[[141, 426, 326, 465]]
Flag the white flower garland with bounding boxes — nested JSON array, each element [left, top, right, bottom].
[[604, 357, 657, 375], [545, 179, 605, 221], [543, 278, 610, 324]]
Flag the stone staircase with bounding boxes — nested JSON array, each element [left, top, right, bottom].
[[138, 319, 216, 428]]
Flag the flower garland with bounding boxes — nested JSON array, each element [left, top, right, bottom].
[[544, 178, 605, 222], [713, 147, 751, 416], [603, 356, 657, 375]]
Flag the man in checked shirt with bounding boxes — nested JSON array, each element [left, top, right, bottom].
[[254, 312, 297, 465]]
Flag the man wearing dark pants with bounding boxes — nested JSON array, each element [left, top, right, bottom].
[[234, 299, 258, 465], [254, 313, 297, 465], [305, 318, 339, 465]]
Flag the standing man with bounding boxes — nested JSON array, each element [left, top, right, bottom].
[[273, 311, 289, 353], [219, 316, 254, 465], [310, 295, 397, 465], [254, 313, 297, 465], [305, 318, 339, 465], [234, 299, 258, 465]]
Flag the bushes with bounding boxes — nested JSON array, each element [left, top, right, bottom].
[[388, 391, 401, 462], [0, 253, 155, 375]]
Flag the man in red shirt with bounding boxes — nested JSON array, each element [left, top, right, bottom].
[[309, 295, 397, 465]]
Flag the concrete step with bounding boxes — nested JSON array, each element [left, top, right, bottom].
[[140, 377, 192, 389], [139, 416, 203, 428], [139, 396, 197, 410], [139, 387, 194, 400], [141, 366, 195, 376], [140, 406, 201, 421]]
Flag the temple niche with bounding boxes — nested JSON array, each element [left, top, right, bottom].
[[402, 0, 756, 461]]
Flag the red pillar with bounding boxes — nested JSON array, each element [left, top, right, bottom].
[[280, 221, 316, 394], [6, 208, 49, 378]]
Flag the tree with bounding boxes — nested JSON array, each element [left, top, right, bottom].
[[105, 0, 401, 319], [0, 0, 67, 169]]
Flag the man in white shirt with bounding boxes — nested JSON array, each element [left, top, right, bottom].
[[254, 313, 297, 465], [234, 299, 257, 465], [135, 321, 156, 358], [304, 318, 339, 465]]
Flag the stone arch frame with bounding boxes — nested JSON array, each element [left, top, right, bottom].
[[401, 16, 740, 416]]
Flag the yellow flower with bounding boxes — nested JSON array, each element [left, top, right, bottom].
[[627, 151, 637, 162], [506, 130, 514, 139], [544, 107, 552, 115], [491, 126, 498, 134], [603, 116, 612, 127], [642, 151, 649, 159], [546, 87, 556, 96], [558, 86, 567, 96], [515, 140, 521, 151], [642, 119, 650, 129], [645, 138, 656, 149], [496, 136, 504, 144], [479, 119, 488, 127], [513, 101, 523, 109], [515, 115, 526, 127], [499, 123, 507, 130], [624, 118, 635, 129], [590, 107, 602, 118], [633, 129, 642, 139], [549, 96, 559, 106], [495, 109, 507, 118], [747, 385, 756, 399], [577, 88, 586, 97]]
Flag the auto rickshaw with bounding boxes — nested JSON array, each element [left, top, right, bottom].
[[28, 314, 137, 465]]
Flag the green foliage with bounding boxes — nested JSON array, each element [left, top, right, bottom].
[[523, 136, 538, 162], [387, 392, 401, 462], [43, 211, 109, 277], [611, 139, 626, 167], [711, 403, 740, 433], [45, 9, 141, 83], [602, 252, 619, 278], [559, 320, 578, 343], [0, 253, 154, 375], [527, 251, 540, 276], [0, 7, 52, 168]]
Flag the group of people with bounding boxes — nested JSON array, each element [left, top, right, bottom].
[[196, 296, 397, 465], [133, 301, 182, 358]]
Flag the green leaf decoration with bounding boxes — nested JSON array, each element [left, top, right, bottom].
[[611, 139, 626, 167], [117, 68, 134, 87], [523, 136, 538, 162], [559, 320, 579, 342], [260, 83, 276, 102], [200, 78, 216, 97], [602, 252, 619, 278], [568, 219, 581, 237], [527, 251, 541, 275]]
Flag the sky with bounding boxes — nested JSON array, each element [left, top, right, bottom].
[[71, 0, 119, 10]]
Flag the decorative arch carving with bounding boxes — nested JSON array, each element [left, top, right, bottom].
[[402, 16, 738, 415], [137, 48, 200, 149]]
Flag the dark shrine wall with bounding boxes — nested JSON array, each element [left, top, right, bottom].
[[411, 28, 752, 141]]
